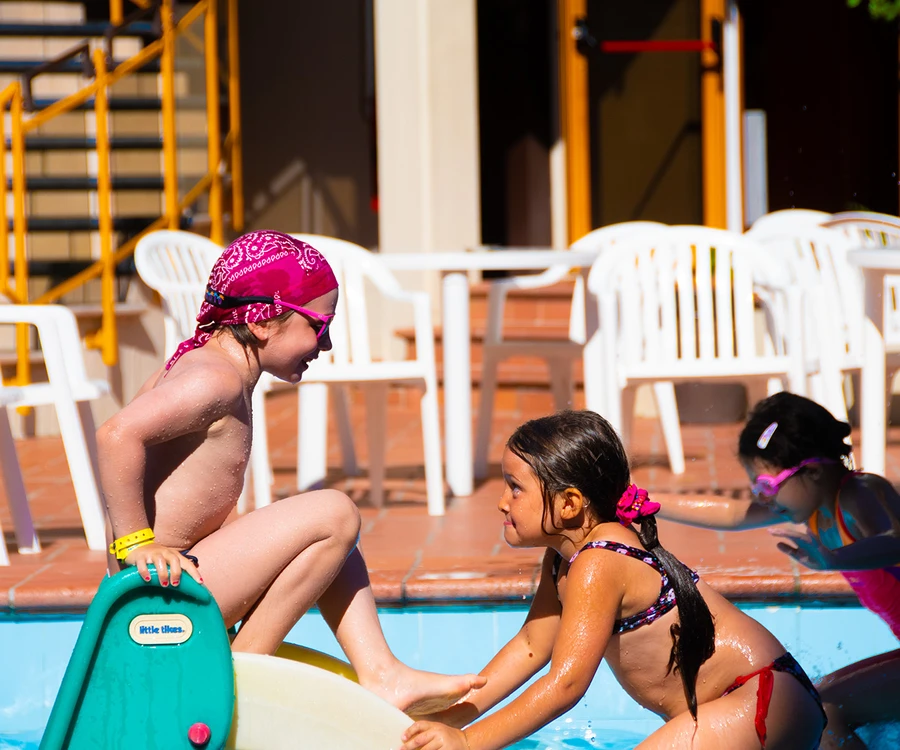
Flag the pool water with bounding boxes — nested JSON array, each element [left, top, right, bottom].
[[1, 602, 897, 749], [509, 722, 646, 748], [0, 736, 40, 750], [0, 728, 645, 750]]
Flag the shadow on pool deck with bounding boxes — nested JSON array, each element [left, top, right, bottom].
[[3, 388, 899, 612]]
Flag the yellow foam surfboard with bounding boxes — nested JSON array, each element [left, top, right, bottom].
[[274, 641, 359, 682], [226, 653, 411, 750]]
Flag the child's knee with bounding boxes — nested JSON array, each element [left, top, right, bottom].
[[822, 699, 846, 726], [320, 489, 361, 542]]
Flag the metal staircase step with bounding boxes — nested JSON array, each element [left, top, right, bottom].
[[0, 22, 157, 38], [64, 301, 147, 318], [2, 94, 207, 111], [7, 215, 183, 233], [0, 59, 160, 74], [4, 135, 208, 150], [8, 175, 165, 190], [7, 258, 136, 277], [0, 303, 147, 368], [0, 348, 45, 368]]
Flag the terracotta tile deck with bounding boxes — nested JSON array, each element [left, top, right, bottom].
[[3, 387, 900, 613]]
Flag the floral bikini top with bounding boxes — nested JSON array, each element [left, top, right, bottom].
[[553, 540, 700, 634]]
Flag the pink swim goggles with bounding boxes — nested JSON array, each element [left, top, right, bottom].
[[205, 288, 334, 341], [751, 457, 837, 498]]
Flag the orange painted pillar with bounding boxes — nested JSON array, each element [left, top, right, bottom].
[[701, 0, 726, 229], [558, 0, 592, 244]]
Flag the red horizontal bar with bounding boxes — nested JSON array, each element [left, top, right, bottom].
[[599, 40, 716, 53]]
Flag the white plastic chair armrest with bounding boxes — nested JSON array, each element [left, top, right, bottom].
[[84, 379, 111, 398], [376, 284, 422, 307], [409, 292, 437, 363], [0, 379, 107, 407], [0, 305, 94, 386], [586, 252, 625, 295], [0, 389, 24, 405], [0, 304, 75, 328]]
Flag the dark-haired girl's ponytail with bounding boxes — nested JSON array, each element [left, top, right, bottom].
[[618, 487, 716, 721]]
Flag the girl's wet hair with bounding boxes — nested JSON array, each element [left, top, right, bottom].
[[507, 410, 715, 720], [739, 392, 852, 469]]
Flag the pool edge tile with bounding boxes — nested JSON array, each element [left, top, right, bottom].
[[403, 573, 537, 603]]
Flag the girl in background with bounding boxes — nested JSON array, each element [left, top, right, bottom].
[[658, 392, 900, 749]]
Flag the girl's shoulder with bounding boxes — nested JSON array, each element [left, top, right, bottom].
[[164, 347, 245, 387], [567, 535, 656, 577], [139, 351, 247, 417], [844, 472, 898, 500], [840, 472, 900, 535]]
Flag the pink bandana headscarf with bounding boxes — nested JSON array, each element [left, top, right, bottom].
[[165, 230, 338, 371]]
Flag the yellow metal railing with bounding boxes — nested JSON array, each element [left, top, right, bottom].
[[110, 0, 153, 28], [226, 0, 244, 232], [0, 0, 243, 377], [85, 49, 117, 364]]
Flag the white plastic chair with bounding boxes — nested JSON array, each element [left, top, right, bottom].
[[0, 305, 109, 563], [473, 221, 667, 478], [584, 226, 806, 471], [822, 211, 900, 246], [133, 230, 273, 511], [748, 209, 833, 234], [822, 212, 900, 349], [133, 230, 223, 362], [288, 234, 446, 515], [748, 221, 900, 422]]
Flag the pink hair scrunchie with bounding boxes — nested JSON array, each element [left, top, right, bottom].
[[615, 485, 660, 526]]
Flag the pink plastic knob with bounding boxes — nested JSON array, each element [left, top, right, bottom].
[[188, 722, 211, 746]]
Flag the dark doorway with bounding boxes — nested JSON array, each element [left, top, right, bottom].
[[586, 0, 703, 227], [743, 0, 899, 215], [477, 0, 554, 247]]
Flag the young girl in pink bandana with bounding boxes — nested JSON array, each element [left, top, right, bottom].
[[97, 230, 484, 715], [401, 411, 825, 750]]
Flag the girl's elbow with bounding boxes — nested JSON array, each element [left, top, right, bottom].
[[95, 419, 117, 450], [96, 418, 139, 455], [546, 672, 589, 713]]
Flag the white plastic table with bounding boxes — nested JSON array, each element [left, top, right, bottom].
[[847, 247, 900, 475], [381, 250, 600, 496]]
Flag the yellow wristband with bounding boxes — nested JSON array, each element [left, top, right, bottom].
[[109, 528, 155, 560], [118, 538, 155, 561]]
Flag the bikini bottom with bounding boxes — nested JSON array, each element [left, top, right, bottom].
[[722, 652, 827, 748], [179, 549, 200, 567]]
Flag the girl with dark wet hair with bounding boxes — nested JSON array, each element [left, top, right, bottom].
[[660, 391, 900, 749], [401, 410, 826, 750]]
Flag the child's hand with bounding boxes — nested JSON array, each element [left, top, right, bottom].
[[410, 704, 473, 729], [124, 542, 203, 587], [400, 721, 469, 750], [770, 528, 837, 570]]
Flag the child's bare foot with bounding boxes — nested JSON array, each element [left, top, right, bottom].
[[360, 664, 487, 717]]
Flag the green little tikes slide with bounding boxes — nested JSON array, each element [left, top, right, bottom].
[[40, 566, 234, 750]]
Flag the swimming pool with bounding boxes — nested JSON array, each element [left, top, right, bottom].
[[1, 602, 896, 749]]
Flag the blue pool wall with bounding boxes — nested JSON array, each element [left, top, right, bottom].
[[1, 602, 897, 740]]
